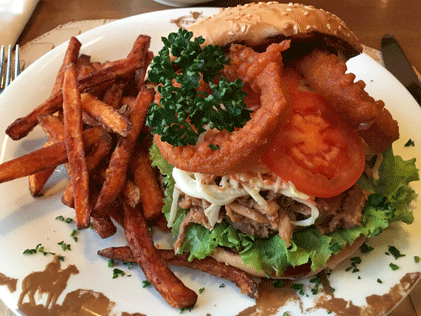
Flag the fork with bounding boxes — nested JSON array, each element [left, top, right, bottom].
[[0, 44, 20, 93]]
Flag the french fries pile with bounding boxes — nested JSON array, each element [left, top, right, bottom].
[[0, 35, 258, 309]]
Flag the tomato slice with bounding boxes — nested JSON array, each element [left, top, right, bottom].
[[261, 89, 365, 198]]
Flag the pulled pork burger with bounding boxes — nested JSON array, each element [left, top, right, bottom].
[[146, 2, 418, 279]]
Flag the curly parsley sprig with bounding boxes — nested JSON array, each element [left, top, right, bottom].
[[146, 28, 251, 147]]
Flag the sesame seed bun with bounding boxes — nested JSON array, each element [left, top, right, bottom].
[[188, 2, 363, 54]]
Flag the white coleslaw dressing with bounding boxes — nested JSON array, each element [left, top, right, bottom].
[[169, 167, 320, 228]]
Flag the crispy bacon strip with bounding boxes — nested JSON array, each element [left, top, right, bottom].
[[97, 246, 259, 298], [123, 203, 198, 309], [297, 49, 399, 152]]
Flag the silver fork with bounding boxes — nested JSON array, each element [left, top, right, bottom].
[[0, 44, 20, 93]]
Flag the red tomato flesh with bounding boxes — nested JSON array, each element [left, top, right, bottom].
[[261, 89, 365, 198]]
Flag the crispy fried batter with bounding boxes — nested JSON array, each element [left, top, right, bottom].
[[298, 49, 399, 152], [155, 42, 292, 174]]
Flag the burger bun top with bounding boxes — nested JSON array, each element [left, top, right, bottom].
[[188, 2, 362, 55]]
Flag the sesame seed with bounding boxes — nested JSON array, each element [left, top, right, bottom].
[[241, 24, 247, 33], [304, 11, 309, 16], [228, 31, 234, 36], [327, 24, 331, 30], [282, 12, 288, 15], [306, 25, 311, 31], [286, 8, 292, 12], [293, 25, 298, 35]]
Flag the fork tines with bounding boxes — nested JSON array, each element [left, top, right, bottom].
[[0, 44, 20, 91]]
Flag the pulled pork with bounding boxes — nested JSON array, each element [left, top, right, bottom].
[[174, 183, 369, 249]]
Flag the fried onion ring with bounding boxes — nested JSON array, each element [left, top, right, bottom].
[[155, 41, 292, 174], [298, 49, 399, 152]]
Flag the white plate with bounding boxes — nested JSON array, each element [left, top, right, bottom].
[[0, 7, 420, 316]]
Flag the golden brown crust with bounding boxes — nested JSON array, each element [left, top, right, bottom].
[[188, 2, 362, 53]]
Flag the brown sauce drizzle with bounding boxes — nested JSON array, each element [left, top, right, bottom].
[[237, 271, 420, 316], [0, 272, 18, 293]]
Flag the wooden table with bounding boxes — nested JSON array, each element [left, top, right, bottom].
[[1, 0, 420, 315]]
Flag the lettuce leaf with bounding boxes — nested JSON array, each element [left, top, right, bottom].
[[151, 144, 419, 275]]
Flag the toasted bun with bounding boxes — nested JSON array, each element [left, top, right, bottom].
[[188, 2, 362, 54], [210, 234, 367, 279]]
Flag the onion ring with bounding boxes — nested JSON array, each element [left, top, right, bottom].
[[298, 49, 399, 152], [155, 41, 292, 174]]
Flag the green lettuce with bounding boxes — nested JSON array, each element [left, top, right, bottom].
[[151, 144, 419, 275]]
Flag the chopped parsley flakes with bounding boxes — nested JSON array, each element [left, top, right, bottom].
[[389, 263, 400, 271], [388, 246, 406, 260], [404, 139, 415, 147]]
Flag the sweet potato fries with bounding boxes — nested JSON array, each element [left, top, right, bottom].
[[0, 34, 259, 310]]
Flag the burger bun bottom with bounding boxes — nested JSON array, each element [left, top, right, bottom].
[[210, 234, 367, 280]]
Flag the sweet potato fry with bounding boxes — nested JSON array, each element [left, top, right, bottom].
[[131, 151, 164, 221], [123, 203, 198, 309], [6, 57, 143, 140], [81, 93, 132, 137], [102, 78, 127, 109], [51, 36, 82, 96], [28, 138, 57, 196], [121, 180, 141, 209], [38, 114, 65, 142], [62, 63, 90, 228], [91, 216, 117, 239], [78, 57, 142, 92], [94, 88, 154, 213], [28, 114, 68, 196], [0, 127, 104, 183], [61, 132, 112, 208], [97, 246, 259, 299], [6, 93, 64, 140]]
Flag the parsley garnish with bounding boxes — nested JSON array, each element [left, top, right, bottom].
[[388, 246, 406, 259], [404, 139, 415, 147], [57, 241, 71, 251], [219, 283, 225, 288], [389, 263, 400, 271], [142, 280, 151, 288], [112, 268, 125, 279], [360, 243, 374, 254], [108, 259, 115, 267], [272, 279, 285, 288], [208, 144, 220, 151], [290, 283, 305, 295], [377, 278, 383, 284], [199, 287, 205, 294], [179, 307, 193, 313], [146, 28, 251, 147], [55, 215, 73, 223], [415, 256, 420, 263], [23, 243, 55, 256]]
